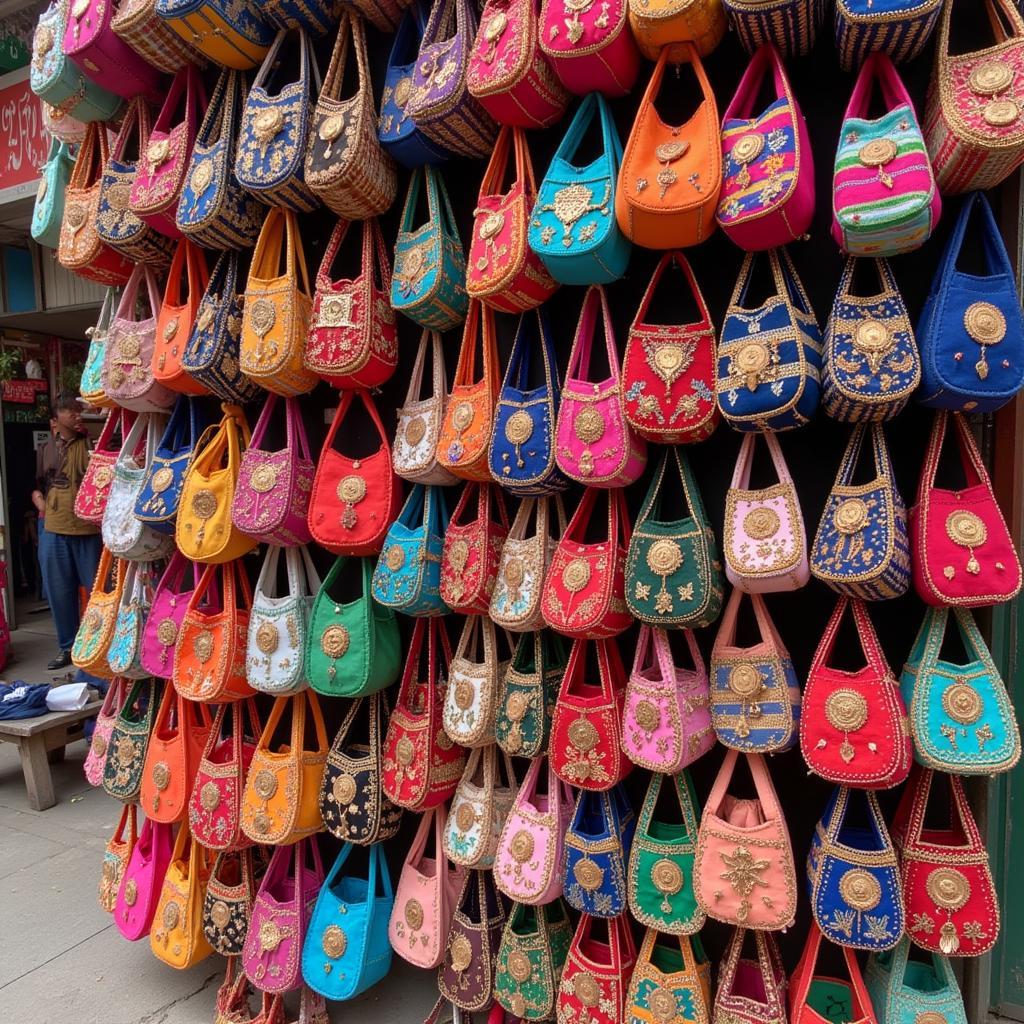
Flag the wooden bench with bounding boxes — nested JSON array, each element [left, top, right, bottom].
[[0, 700, 102, 810]]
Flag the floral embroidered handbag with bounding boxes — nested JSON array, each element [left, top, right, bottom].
[[107, 561, 157, 678], [616, 46, 722, 250], [562, 784, 634, 917], [865, 937, 968, 1024], [31, 136, 76, 250], [717, 246, 822, 431], [900, 606, 1021, 776], [76, 407, 136, 525], [788, 923, 878, 1024], [392, 166, 469, 331], [440, 484, 510, 614], [622, 627, 715, 774], [103, 677, 160, 801], [80, 289, 118, 410], [112, 0, 205, 72], [694, 749, 798, 929], [203, 848, 262, 955], [140, 552, 198, 678], [801, 597, 912, 789], [528, 93, 629, 286], [442, 615, 512, 747], [627, 769, 705, 935], [714, 927, 788, 1024], [909, 411, 1022, 606], [99, 803, 138, 913], [395, 330, 457, 485], [73, 549, 125, 676], [626, 445, 724, 627], [152, 241, 210, 395], [917, 191, 1024, 412], [710, 589, 801, 753], [557, 914, 637, 1024], [717, 42, 814, 250], [494, 629, 568, 758], [628, 0, 726, 59], [832, 53, 940, 257], [156, 0, 275, 70], [85, 676, 127, 785], [834, 0, 942, 71], [626, 929, 712, 1024], [114, 814, 174, 940], [539, 0, 639, 96], [494, 900, 572, 1020], [622, 252, 719, 443], [445, 745, 518, 868]]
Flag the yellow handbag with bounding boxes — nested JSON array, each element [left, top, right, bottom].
[[175, 403, 256, 565], [150, 823, 214, 969], [240, 207, 318, 398], [628, 0, 727, 60], [71, 547, 126, 678]]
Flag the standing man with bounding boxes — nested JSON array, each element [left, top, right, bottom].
[[32, 393, 100, 670]]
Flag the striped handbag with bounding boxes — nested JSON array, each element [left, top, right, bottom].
[[723, 0, 826, 58], [111, 0, 205, 72], [834, 0, 943, 72], [156, 0, 275, 69]]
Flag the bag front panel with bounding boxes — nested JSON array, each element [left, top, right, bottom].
[[395, 397, 452, 483], [551, 678, 628, 790], [440, 517, 506, 614], [174, 605, 251, 702], [234, 449, 314, 546], [446, 781, 515, 868], [321, 749, 403, 845], [60, 181, 134, 285], [556, 383, 646, 485], [834, 0, 943, 71], [543, 538, 629, 639], [381, 706, 466, 811], [189, 739, 255, 851], [724, 482, 807, 589], [711, 653, 800, 752], [247, 592, 313, 694], [442, 650, 501, 748], [372, 519, 448, 616], [563, 800, 631, 917], [496, 654, 563, 757], [491, 536, 552, 631], [150, 854, 214, 968], [392, 221, 469, 331], [97, 160, 176, 265], [495, 906, 572, 1019], [437, 382, 497, 481]]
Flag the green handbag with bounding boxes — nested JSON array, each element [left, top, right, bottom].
[[306, 556, 401, 699], [102, 678, 161, 803], [626, 446, 724, 628], [494, 899, 573, 1021], [627, 769, 705, 935], [31, 137, 76, 249]]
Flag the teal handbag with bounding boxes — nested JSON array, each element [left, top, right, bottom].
[[80, 288, 117, 407], [528, 93, 629, 286], [302, 842, 394, 1001], [494, 629, 568, 759], [900, 606, 1021, 776], [31, 137, 76, 249], [865, 937, 967, 1024]]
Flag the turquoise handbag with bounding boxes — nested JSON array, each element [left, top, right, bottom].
[[80, 288, 117, 407], [900, 606, 1021, 776], [865, 938, 967, 1024], [302, 842, 394, 1001], [31, 137, 76, 249], [563, 784, 635, 918], [529, 94, 629, 286], [371, 485, 450, 617]]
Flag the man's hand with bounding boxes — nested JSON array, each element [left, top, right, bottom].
[[31, 490, 45, 516]]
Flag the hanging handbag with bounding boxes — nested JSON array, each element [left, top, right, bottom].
[[717, 42, 814, 250], [80, 288, 119, 410], [917, 191, 1024, 412], [724, 0, 825, 56], [156, 0, 275, 69], [100, 803, 138, 913], [623, 627, 715, 773], [495, 900, 572, 1020], [910, 411, 1023, 606], [622, 252, 719, 442], [833, 53, 940, 257], [717, 246, 822, 430], [563, 785, 634, 917], [112, 0, 205, 71], [626, 929, 711, 1024], [539, 0, 639, 96], [714, 928, 788, 1024], [153, 240, 211, 395], [346, 0, 408, 34], [442, 616, 512, 747], [616, 46, 721, 249], [204, 848, 261, 955], [107, 561, 157, 677], [801, 597, 912, 789], [835, 0, 942, 70], [628, 0, 726, 59], [440, 484, 510, 614], [233, 395, 314, 547], [557, 914, 637, 1024], [628, 769, 704, 935], [445, 746, 518, 869], [102, 677, 161, 801], [392, 166, 469, 330], [140, 551, 198, 678], [865, 937, 968, 1024], [73, 549, 126, 676], [263, 0, 336, 34], [115, 815, 175, 940], [788, 923, 878, 1024], [626, 446, 724, 627], [710, 589, 801, 753], [76, 407, 136, 525], [43, 98, 87, 144], [85, 676, 127, 785], [494, 629, 568, 758], [31, 136, 77, 250]]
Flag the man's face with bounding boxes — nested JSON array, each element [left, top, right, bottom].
[[55, 406, 82, 434]]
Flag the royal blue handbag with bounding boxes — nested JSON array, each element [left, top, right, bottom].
[[488, 308, 568, 496], [302, 842, 394, 1001], [529, 94, 630, 286], [563, 784, 635, 918], [31, 137, 76, 250], [717, 246, 822, 431], [865, 937, 968, 1024], [834, 0, 943, 73], [918, 192, 1024, 413], [807, 786, 904, 951]]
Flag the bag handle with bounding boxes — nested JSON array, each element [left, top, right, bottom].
[[92, 406, 124, 456], [843, 52, 916, 122], [718, 929, 787, 1017], [632, 251, 712, 334], [299, 689, 329, 756], [809, 596, 890, 678], [636, 445, 702, 528], [633, 625, 702, 687], [162, 239, 207, 311], [405, 329, 447, 406], [70, 122, 109, 190], [320, 9, 369, 104], [729, 431, 793, 490], [947, 191, 1016, 281], [110, 95, 150, 162], [195, 67, 236, 149], [722, 41, 789, 121], [406, 804, 439, 867], [563, 285, 619, 382], [917, 412, 989, 502], [791, 923, 872, 1022], [937, 0, 1024, 58], [91, 286, 119, 338], [98, 674, 125, 718], [421, 0, 456, 47], [452, 301, 498, 390], [705, 748, 784, 821], [714, 588, 788, 653]]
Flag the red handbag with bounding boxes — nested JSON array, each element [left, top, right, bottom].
[[557, 914, 637, 1024], [308, 389, 401, 556], [381, 619, 466, 812], [304, 217, 398, 390], [542, 488, 631, 639], [892, 765, 1000, 957], [789, 923, 877, 1024], [551, 638, 631, 791], [622, 251, 720, 444], [910, 411, 1022, 607], [75, 408, 139, 525], [800, 597, 912, 790], [440, 483, 510, 614]]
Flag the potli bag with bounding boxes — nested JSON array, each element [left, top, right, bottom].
[[628, 0, 726, 59], [713, 928, 788, 1024], [80, 288, 118, 410], [494, 629, 568, 757], [788, 923, 878, 1024], [723, 0, 825, 58], [31, 137, 77, 250], [152, 240, 210, 396], [865, 937, 968, 1024], [494, 900, 572, 1019], [539, 0, 639, 96], [140, 552, 199, 678], [99, 804, 138, 913], [114, 818, 175, 943], [101, 425, 169, 564], [112, 0, 205, 71], [440, 483, 510, 615], [107, 561, 158, 677], [834, 0, 942, 72], [557, 914, 637, 1024], [562, 785, 634, 916], [85, 677, 127, 786]]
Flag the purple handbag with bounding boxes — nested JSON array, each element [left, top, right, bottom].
[[140, 552, 203, 679]]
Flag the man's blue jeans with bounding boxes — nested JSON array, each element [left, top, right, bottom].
[[37, 526, 101, 653]]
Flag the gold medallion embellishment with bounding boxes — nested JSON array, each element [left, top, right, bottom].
[[151, 762, 170, 791], [254, 108, 284, 147], [480, 211, 505, 240], [834, 498, 869, 535], [193, 630, 214, 664], [250, 464, 278, 493], [66, 203, 87, 230], [568, 715, 599, 752], [853, 319, 893, 372], [255, 621, 279, 655], [319, 113, 345, 144], [573, 406, 604, 444], [983, 98, 1020, 126], [652, 858, 683, 896], [333, 773, 357, 805], [253, 770, 278, 800], [646, 539, 683, 576], [210, 901, 231, 929], [249, 298, 276, 340], [162, 900, 180, 931], [946, 510, 987, 548], [649, 988, 678, 1023], [634, 699, 661, 732], [191, 489, 217, 521], [94, 466, 113, 488], [452, 401, 474, 431], [942, 679, 983, 725], [839, 868, 882, 911], [259, 920, 282, 952], [574, 973, 601, 1008], [733, 133, 765, 164], [404, 416, 427, 447], [124, 879, 138, 906], [146, 138, 170, 172], [454, 676, 475, 711], [510, 830, 534, 863], [450, 934, 473, 973], [191, 161, 213, 196], [322, 925, 347, 959], [970, 61, 1014, 95], [447, 538, 470, 573], [396, 736, 415, 766], [743, 507, 780, 540], [728, 664, 762, 699], [916, 1014, 948, 1024], [573, 858, 604, 891], [859, 139, 897, 167], [394, 77, 412, 108], [338, 475, 366, 505], [91, 734, 107, 758], [507, 949, 532, 982], [506, 691, 529, 722], [405, 898, 424, 931], [964, 301, 1006, 379], [735, 342, 771, 391], [562, 558, 590, 593], [926, 868, 971, 911], [456, 802, 476, 832], [825, 689, 869, 733], [150, 467, 174, 493], [321, 624, 350, 659], [505, 409, 533, 445], [163, 319, 179, 343], [200, 782, 220, 811], [385, 545, 406, 572]]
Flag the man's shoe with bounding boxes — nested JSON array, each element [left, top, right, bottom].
[[47, 651, 73, 671]]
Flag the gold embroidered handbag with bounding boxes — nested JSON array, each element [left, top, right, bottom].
[[628, 0, 727, 60], [72, 548, 126, 677], [150, 824, 215, 969], [442, 614, 514, 748]]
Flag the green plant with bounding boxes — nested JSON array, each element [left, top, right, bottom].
[[60, 361, 83, 395], [0, 348, 23, 383]]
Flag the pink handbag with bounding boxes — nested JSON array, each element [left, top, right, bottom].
[[84, 676, 127, 786], [114, 816, 175, 941], [555, 285, 646, 487], [141, 553, 201, 679], [622, 626, 714, 774], [389, 806, 467, 970]]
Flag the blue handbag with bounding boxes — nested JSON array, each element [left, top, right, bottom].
[[822, 258, 920, 423], [302, 842, 394, 1001], [529, 94, 629, 286], [31, 137, 76, 249], [901, 606, 1021, 777], [717, 247, 822, 431], [723, 0, 827, 59], [80, 288, 117, 407], [563, 784, 635, 918], [865, 938, 968, 1024], [918, 192, 1024, 413], [263, 0, 336, 35], [155, 0, 275, 69], [834, 0, 943, 73], [488, 308, 568, 495], [372, 485, 450, 617], [807, 786, 904, 951]]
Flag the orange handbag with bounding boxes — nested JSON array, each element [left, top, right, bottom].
[[72, 547, 126, 678], [153, 239, 210, 396], [615, 44, 722, 249]]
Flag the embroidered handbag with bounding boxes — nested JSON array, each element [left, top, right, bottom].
[[801, 597, 912, 789], [494, 900, 572, 1019], [788, 923, 878, 1024], [233, 395, 314, 547], [203, 848, 261, 955], [263, 0, 336, 33], [445, 745, 518, 868], [42, 100, 89, 144], [717, 43, 814, 250], [494, 629, 568, 757], [73, 549, 126, 676], [910, 412, 1022, 606], [551, 638, 631, 789], [558, 914, 637, 1024], [714, 928, 788, 1024], [348, 0, 409, 33], [563, 784, 634, 916], [865, 937, 968, 1024], [320, 692, 403, 844], [153, 242, 210, 396], [835, 0, 942, 72], [309, 391, 401, 557], [833, 54, 940, 256], [529, 94, 628, 286], [306, 12, 397, 219], [103, 677, 160, 801], [76, 408, 136, 525], [112, 0, 205, 71], [623, 627, 715, 773], [100, 804, 138, 913], [711, 589, 801, 753], [442, 615, 512, 747], [107, 561, 157, 677], [440, 484, 510, 614], [140, 552, 198, 678], [724, 432, 809, 592], [627, 769, 705, 935], [901, 606, 1021, 776], [148, 840, 210, 963], [628, 0, 727, 59], [918, 192, 1024, 412], [85, 676, 126, 785], [80, 289, 118, 410], [115, 814, 174, 940], [305, 220, 397, 391], [556, 286, 647, 486], [392, 167, 469, 330], [539, 0, 639, 96], [156, 0, 275, 69], [31, 136, 76, 250], [626, 929, 712, 1024], [694, 749, 798, 929], [717, 246, 822, 431], [626, 446, 724, 627], [622, 253, 719, 443]]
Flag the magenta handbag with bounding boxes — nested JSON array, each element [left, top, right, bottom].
[[141, 552, 201, 679], [84, 677, 127, 786], [231, 394, 314, 547], [114, 817, 175, 941]]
